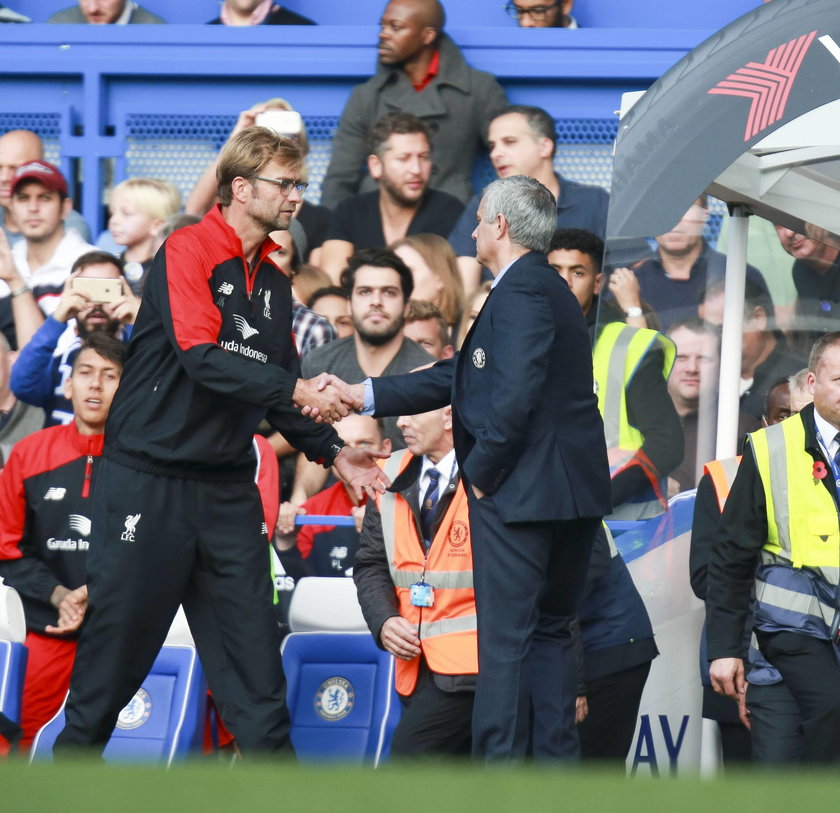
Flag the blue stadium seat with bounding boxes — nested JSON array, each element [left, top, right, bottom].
[[611, 489, 697, 563], [281, 631, 400, 766], [29, 643, 206, 765], [0, 584, 27, 727]]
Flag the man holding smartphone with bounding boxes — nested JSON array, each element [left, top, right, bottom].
[[10, 250, 138, 427]]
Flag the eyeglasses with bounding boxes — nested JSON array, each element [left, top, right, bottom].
[[252, 176, 308, 195], [504, 1, 559, 20]]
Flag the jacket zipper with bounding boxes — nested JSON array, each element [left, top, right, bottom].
[[82, 455, 93, 498]]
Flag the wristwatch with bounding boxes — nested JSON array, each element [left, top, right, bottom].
[[327, 442, 345, 467], [625, 306, 644, 318]]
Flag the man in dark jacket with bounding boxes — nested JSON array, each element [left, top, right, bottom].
[[54, 127, 388, 757], [338, 175, 612, 762], [320, 0, 507, 207]]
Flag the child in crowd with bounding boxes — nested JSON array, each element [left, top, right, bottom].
[[108, 178, 181, 295]]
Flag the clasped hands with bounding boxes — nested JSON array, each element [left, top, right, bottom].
[[293, 374, 390, 500], [292, 374, 365, 424]]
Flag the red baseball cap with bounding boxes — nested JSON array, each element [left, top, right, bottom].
[[11, 160, 68, 197]]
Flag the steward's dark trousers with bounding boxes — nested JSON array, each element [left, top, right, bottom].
[[55, 458, 292, 756], [747, 681, 804, 764], [389, 661, 474, 758], [756, 630, 840, 764], [467, 489, 599, 763]]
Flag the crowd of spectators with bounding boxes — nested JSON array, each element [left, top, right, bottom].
[[0, 0, 834, 768]]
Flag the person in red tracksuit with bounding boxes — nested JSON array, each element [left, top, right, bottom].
[[0, 333, 124, 751]]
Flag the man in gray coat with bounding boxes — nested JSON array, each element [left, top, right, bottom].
[[48, 1, 165, 24], [320, 0, 507, 207]]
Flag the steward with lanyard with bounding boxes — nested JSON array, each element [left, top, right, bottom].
[[354, 403, 477, 758], [707, 331, 840, 763]]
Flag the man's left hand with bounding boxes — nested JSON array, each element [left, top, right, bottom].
[[333, 446, 391, 501], [471, 484, 485, 500], [45, 585, 88, 635]]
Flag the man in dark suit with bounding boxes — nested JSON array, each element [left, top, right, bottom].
[[329, 175, 612, 761]]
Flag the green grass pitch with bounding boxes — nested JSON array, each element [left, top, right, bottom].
[[2, 759, 838, 813]]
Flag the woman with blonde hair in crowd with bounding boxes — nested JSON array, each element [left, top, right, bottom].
[[390, 233, 464, 335]]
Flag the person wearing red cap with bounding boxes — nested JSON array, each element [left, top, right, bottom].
[[0, 161, 95, 350]]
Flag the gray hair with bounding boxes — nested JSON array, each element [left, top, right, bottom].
[[809, 331, 840, 373], [788, 367, 810, 397], [481, 175, 557, 253]]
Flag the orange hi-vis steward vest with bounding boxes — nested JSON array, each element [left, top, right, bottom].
[[379, 451, 478, 696], [703, 456, 742, 512]]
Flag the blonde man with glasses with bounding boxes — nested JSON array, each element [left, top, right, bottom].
[[53, 127, 388, 759]]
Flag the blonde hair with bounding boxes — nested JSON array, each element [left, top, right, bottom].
[[111, 178, 181, 221], [216, 128, 302, 207], [389, 233, 464, 326]]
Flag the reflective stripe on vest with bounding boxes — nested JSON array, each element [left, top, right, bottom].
[[750, 416, 840, 578], [703, 456, 742, 513], [592, 322, 676, 451], [378, 450, 477, 696], [749, 415, 840, 636]]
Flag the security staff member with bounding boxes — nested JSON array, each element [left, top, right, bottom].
[[547, 228, 683, 519], [354, 401, 476, 756], [707, 331, 840, 763]]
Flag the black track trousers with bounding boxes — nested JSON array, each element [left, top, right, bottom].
[[55, 457, 292, 756]]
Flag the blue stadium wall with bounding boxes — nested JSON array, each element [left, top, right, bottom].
[[1, 0, 760, 233]]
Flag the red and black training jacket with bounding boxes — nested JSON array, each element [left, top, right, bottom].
[[0, 423, 103, 633], [104, 206, 340, 481]]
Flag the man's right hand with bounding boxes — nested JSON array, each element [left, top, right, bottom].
[[277, 500, 306, 536], [53, 273, 91, 324], [709, 657, 746, 700], [293, 374, 361, 423], [379, 616, 421, 661]]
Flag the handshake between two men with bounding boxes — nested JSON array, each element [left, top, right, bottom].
[[292, 374, 385, 501], [292, 374, 366, 424]]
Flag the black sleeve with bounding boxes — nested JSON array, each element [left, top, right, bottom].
[[0, 557, 61, 608], [584, 525, 613, 586], [352, 498, 400, 648], [570, 616, 586, 697], [705, 444, 767, 660], [689, 472, 722, 600], [611, 348, 685, 506], [324, 197, 356, 243]]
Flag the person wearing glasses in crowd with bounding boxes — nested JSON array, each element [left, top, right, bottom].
[[53, 127, 388, 758], [504, 0, 577, 28]]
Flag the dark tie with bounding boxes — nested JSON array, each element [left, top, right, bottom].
[[420, 468, 441, 548], [833, 433, 840, 473]]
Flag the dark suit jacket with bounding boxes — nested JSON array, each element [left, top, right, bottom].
[[372, 251, 612, 524]]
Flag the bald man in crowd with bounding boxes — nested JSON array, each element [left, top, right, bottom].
[[320, 0, 506, 207], [0, 130, 91, 245]]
